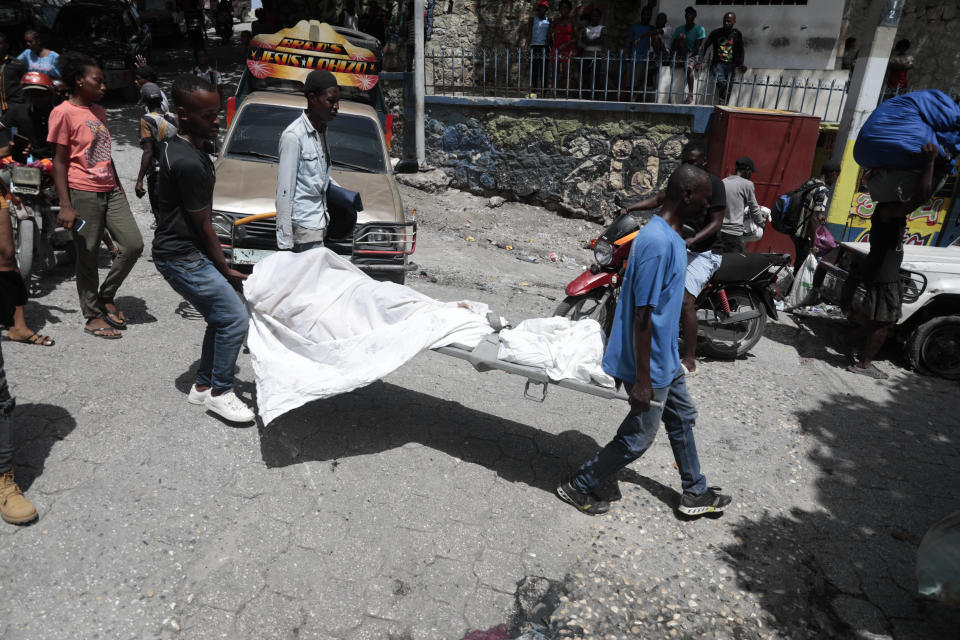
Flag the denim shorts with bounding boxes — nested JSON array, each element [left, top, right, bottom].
[[685, 250, 723, 296]]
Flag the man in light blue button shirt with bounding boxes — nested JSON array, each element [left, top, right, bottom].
[[275, 70, 341, 251]]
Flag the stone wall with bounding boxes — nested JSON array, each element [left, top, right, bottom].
[[844, 0, 960, 93], [423, 99, 695, 222]]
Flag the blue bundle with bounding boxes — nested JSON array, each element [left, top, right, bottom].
[[854, 90, 960, 169]]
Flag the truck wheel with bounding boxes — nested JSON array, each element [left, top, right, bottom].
[[907, 315, 960, 380]]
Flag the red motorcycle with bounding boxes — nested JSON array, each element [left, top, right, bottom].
[[555, 213, 792, 359]]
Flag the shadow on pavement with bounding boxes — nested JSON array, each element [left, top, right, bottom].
[[114, 295, 157, 325], [764, 315, 906, 372], [21, 301, 78, 333], [719, 371, 960, 638], [11, 403, 76, 491], [257, 380, 672, 506]]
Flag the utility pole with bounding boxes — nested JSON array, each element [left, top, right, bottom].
[[414, 0, 426, 168], [831, 0, 903, 163], [827, 0, 903, 224]]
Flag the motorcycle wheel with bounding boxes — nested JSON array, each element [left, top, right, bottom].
[[697, 285, 767, 359], [14, 216, 34, 284], [554, 289, 614, 335]]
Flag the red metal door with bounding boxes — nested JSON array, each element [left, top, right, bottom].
[[707, 107, 821, 259]]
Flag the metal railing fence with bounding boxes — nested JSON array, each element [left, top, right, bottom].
[[426, 48, 858, 121]]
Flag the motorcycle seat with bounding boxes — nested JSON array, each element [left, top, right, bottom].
[[712, 252, 782, 284]]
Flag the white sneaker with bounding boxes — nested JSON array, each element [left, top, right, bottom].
[[204, 390, 255, 423], [188, 385, 211, 405]]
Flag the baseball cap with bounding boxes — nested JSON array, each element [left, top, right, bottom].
[[735, 156, 756, 172], [140, 82, 162, 101], [537, 0, 549, 7]]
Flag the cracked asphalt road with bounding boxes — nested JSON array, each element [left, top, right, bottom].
[[2, 39, 959, 640]]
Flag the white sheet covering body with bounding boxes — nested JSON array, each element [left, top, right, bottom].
[[244, 249, 494, 424], [497, 317, 615, 388], [244, 249, 616, 425]]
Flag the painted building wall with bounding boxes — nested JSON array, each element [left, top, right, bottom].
[[423, 99, 697, 221], [642, 1, 844, 70]]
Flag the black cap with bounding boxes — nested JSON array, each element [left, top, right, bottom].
[[303, 69, 338, 97], [140, 82, 162, 101], [735, 156, 756, 172]]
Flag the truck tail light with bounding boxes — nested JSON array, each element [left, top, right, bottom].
[[226, 96, 236, 126]]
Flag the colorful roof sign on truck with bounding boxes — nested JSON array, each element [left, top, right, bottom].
[[248, 20, 380, 90]]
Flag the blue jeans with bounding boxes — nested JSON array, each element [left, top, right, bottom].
[[571, 370, 708, 496], [711, 62, 735, 103], [154, 256, 249, 394]]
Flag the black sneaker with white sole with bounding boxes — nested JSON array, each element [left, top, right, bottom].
[[556, 479, 610, 516], [678, 486, 731, 516]]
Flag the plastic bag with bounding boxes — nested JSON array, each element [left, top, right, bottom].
[[785, 252, 818, 309], [813, 224, 837, 254], [743, 205, 770, 243]]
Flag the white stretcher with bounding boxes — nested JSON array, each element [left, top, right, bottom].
[[432, 316, 663, 409]]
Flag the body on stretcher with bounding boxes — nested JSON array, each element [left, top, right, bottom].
[[432, 329, 664, 410]]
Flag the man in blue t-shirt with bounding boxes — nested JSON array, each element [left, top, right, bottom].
[[557, 164, 732, 517], [672, 6, 706, 104], [628, 5, 655, 61]]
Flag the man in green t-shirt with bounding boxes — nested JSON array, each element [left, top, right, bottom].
[[672, 6, 705, 104]]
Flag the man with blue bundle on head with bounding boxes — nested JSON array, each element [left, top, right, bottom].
[[844, 90, 956, 379]]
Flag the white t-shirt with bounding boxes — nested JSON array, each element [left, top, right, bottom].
[[193, 66, 222, 87], [582, 25, 604, 53]]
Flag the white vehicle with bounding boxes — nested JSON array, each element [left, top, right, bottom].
[[816, 237, 960, 379]]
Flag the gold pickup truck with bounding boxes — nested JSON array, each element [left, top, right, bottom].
[[210, 90, 415, 284]]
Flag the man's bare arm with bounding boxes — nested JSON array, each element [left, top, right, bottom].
[[186, 206, 248, 291], [629, 306, 654, 410], [686, 207, 723, 247], [621, 192, 666, 215]]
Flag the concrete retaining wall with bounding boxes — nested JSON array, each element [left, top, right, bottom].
[[422, 97, 706, 222]]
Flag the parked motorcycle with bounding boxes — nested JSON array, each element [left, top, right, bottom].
[[3, 163, 61, 282], [555, 213, 792, 359]]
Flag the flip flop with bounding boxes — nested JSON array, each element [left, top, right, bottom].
[[6, 332, 55, 347], [84, 326, 122, 340], [845, 363, 888, 380], [100, 308, 127, 330]]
